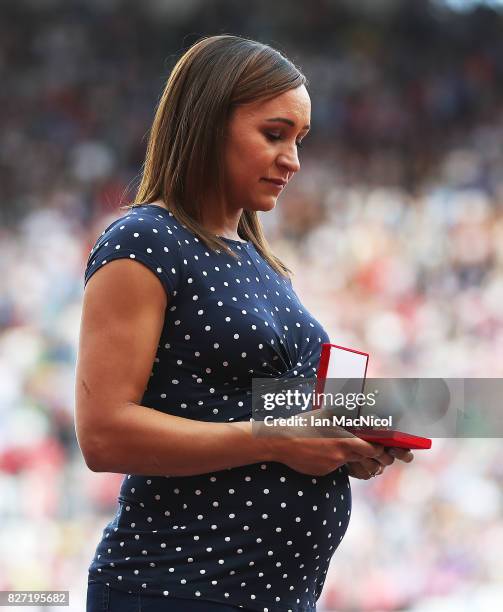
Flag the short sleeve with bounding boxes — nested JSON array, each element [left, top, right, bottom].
[[84, 212, 183, 297]]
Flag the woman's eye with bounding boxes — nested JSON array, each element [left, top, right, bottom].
[[266, 133, 304, 148]]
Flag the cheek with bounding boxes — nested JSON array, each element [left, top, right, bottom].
[[226, 161, 252, 191], [227, 135, 271, 184]]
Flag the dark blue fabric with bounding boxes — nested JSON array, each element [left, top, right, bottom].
[[83, 204, 350, 612], [86, 581, 243, 611]]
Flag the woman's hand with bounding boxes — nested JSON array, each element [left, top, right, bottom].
[[346, 447, 414, 480], [258, 408, 387, 477]]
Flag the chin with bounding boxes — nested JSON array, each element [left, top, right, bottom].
[[250, 197, 278, 213]]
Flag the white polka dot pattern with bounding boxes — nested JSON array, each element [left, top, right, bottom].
[[84, 205, 352, 612]]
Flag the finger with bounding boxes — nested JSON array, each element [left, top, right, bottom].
[[348, 464, 372, 480], [373, 460, 386, 475], [376, 452, 395, 467], [347, 451, 371, 463], [351, 458, 381, 474], [388, 448, 414, 462], [367, 461, 386, 478], [358, 441, 385, 459], [341, 435, 384, 458]]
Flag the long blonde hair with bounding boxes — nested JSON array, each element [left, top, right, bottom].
[[121, 35, 307, 277]]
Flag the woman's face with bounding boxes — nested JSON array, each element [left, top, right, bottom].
[[223, 85, 311, 213]]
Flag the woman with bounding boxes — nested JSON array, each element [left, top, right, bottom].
[[76, 35, 413, 612]]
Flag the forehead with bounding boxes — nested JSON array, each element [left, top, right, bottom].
[[238, 86, 311, 125]]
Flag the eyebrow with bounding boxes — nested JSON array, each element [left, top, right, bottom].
[[265, 117, 310, 130]]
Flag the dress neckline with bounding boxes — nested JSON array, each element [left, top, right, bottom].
[[137, 204, 251, 245]]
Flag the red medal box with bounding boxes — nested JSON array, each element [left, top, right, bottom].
[[315, 343, 432, 450]]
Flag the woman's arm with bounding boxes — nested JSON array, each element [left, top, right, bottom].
[[75, 258, 271, 476], [82, 402, 265, 476]]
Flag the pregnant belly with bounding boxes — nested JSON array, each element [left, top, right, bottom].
[[91, 463, 352, 610], [116, 462, 352, 573]]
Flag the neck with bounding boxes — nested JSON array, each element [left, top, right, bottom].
[[148, 199, 245, 241], [198, 196, 243, 241]]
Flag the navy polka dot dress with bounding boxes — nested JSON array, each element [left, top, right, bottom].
[[83, 204, 352, 612]]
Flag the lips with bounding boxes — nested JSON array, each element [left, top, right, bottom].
[[262, 178, 287, 186]]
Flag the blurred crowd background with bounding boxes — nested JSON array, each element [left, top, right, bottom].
[[1, 0, 503, 610]]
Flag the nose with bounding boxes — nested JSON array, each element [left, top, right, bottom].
[[277, 146, 300, 174]]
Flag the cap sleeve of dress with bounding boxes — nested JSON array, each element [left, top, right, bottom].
[[84, 209, 183, 298]]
